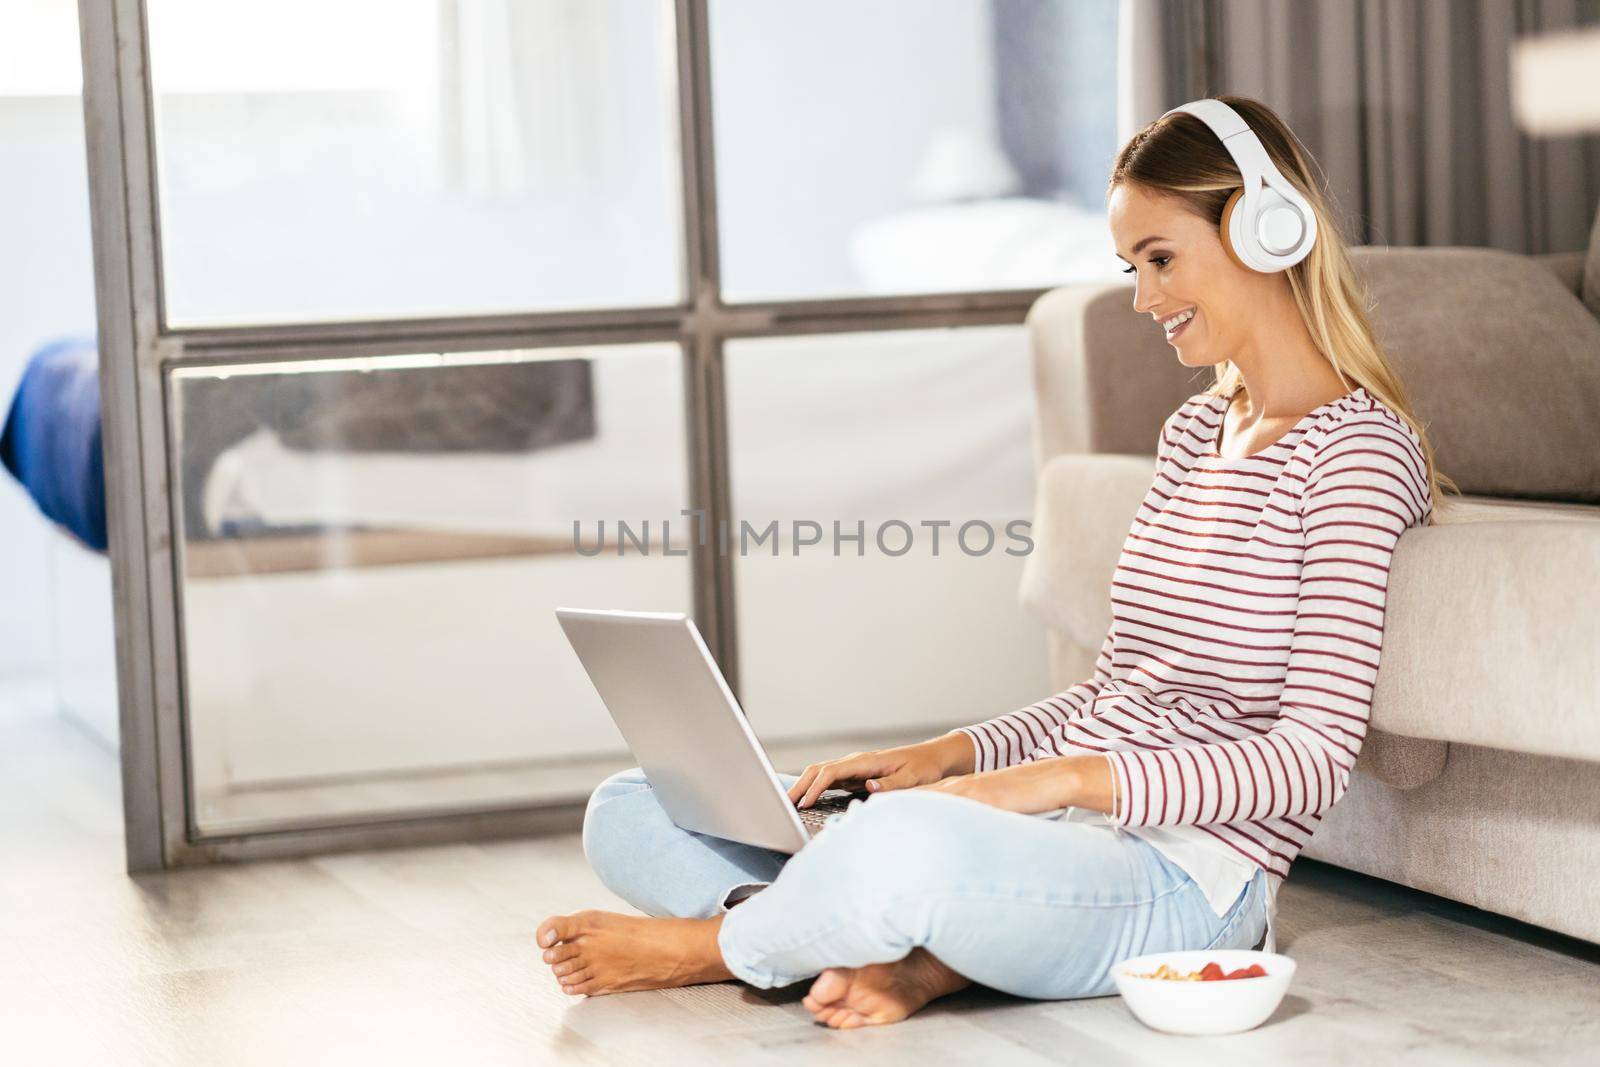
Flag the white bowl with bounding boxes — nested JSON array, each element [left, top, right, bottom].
[[1112, 949, 1296, 1036]]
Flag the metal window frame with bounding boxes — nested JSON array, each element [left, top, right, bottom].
[[79, 0, 1050, 870]]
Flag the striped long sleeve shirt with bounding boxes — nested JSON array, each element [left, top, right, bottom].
[[961, 385, 1432, 945]]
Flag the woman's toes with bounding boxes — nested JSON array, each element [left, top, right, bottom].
[[807, 967, 853, 1008], [809, 1005, 844, 1028], [559, 967, 594, 992], [551, 957, 585, 978], [536, 914, 576, 948], [542, 942, 581, 966]]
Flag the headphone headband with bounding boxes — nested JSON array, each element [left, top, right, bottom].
[[1159, 99, 1317, 272]]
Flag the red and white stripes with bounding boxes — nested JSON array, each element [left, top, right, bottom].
[[961, 386, 1432, 880]]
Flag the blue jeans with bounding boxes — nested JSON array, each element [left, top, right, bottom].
[[582, 767, 1270, 998]]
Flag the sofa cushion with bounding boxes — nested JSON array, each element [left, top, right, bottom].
[[1534, 250, 1586, 296], [1379, 494, 1600, 759], [1355, 247, 1600, 503], [1025, 454, 1600, 767]]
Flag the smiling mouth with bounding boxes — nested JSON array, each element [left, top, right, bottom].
[[1171, 308, 1196, 342]]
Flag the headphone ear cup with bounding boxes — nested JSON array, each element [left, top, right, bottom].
[[1219, 188, 1252, 271]]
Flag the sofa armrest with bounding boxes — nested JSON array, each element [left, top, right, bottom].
[[1018, 454, 1153, 648]]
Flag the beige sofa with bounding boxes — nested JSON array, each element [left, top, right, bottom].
[[1020, 210, 1600, 944]]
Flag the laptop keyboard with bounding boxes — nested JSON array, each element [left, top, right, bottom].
[[796, 791, 860, 833]]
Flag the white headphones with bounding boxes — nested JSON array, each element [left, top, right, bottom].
[[1160, 99, 1318, 273]]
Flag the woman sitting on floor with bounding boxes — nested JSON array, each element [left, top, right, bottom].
[[536, 94, 1450, 1029]]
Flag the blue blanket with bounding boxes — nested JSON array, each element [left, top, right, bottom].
[[0, 337, 106, 551]]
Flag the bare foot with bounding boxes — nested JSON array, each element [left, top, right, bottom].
[[536, 909, 733, 996], [801, 948, 972, 1029]]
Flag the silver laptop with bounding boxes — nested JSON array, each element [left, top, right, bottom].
[[556, 607, 863, 853]]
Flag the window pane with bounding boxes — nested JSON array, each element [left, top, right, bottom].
[[172, 345, 689, 833], [724, 328, 1049, 745], [710, 0, 1124, 302], [147, 0, 682, 326]]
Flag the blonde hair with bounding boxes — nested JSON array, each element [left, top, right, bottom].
[[1109, 94, 1459, 515]]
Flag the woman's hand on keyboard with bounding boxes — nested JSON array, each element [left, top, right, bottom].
[[788, 733, 975, 809], [909, 754, 1113, 816]]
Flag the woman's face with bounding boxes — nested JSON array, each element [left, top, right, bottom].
[[1108, 182, 1260, 368]]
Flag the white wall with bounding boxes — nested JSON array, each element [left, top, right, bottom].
[[0, 96, 97, 684]]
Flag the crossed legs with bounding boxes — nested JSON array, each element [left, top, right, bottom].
[[539, 766, 1264, 1027]]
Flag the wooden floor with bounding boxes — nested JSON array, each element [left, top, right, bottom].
[[3, 692, 1598, 1066]]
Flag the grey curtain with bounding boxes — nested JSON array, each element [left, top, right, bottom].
[[1121, 0, 1600, 255]]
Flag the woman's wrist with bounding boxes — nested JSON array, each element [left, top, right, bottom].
[[1054, 754, 1114, 814], [925, 731, 976, 777]]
